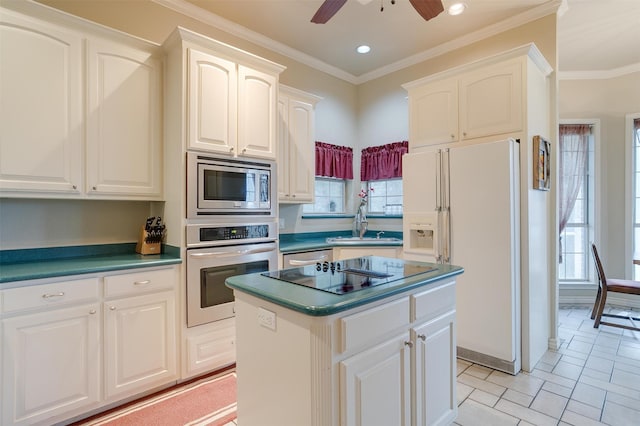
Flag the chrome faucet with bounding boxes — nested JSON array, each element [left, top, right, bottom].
[[376, 231, 385, 239], [354, 199, 368, 238]]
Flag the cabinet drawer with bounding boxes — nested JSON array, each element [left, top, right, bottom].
[[339, 297, 410, 353], [1, 278, 99, 314], [104, 268, 174, 298], [411, 279, 456, 322]]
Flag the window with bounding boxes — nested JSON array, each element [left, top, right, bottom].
[[627, 114, 640, 280], [558, 122, 598, 283], [302, 178, 346, 214], [365, 179, 403, 215]]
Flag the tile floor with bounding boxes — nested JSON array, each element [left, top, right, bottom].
[[455, 305, 640, 426], [226, 305, 639, 426]]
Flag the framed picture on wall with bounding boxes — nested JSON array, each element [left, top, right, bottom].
[[533, 135, 550, 191]]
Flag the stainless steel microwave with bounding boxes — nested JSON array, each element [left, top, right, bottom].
[[187, 152, 275, 218]]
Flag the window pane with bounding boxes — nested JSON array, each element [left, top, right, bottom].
[[364, 179, 403, 215], [303, 178, 345, 214]]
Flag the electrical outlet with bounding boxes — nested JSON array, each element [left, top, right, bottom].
[[257, 307, 276, 330]]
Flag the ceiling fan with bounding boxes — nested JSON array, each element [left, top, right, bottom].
[[311, 0, 444, 24]]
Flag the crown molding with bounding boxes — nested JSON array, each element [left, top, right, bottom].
[[558, 63, 640, 80], [154, 0, 562, 85]]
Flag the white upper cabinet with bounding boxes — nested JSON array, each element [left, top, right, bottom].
[[278, 86, 320, 203], [404, 45, 550, 150], [86, 38, 163, 197], [178, 30, 285, 160], [0, 10, 83, 194], [0, 3, 163, 200], [187, 49, 237, 154]]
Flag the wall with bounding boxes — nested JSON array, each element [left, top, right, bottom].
[[559, 71, 640, 282]]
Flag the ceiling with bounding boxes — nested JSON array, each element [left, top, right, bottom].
[[164, 0, 639, 83]]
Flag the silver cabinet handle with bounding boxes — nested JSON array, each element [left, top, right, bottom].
[[42, 292, 65, 299], [190, 247, 275, 258], [404, 341, 413, 348], [134, 280, 151, 285], [289, 255, 327, 266], [417, 334, 426, 341], [109, 306, 116, 311]]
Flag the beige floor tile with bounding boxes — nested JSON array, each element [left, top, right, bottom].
[[539, 350, 562, 366], [530, 389, 568, 419], [562, 353, 587, 367], [457, 359, 472, 376], [457, 373, 506, 397], [468, 388, 499, 407], [465, 364, 493, 380], [561, 409, 607, 426], [530, 368, 577, 389], [567, 339, 594, 354], [541, 380, 573, 398], [558, 347, 590, 360], [580, 366, 611, 382], [501, 388, 534, 407], [617, 344, 640, 361], [486, 371, 544, 397], [571, 382, 606, 409], [610, 368, 640, 392], [601, 400, 640, 426], [494, 399, 557, 426], [605, 390, 640, 410], [457, 382, 474, 405], [565, 399, 602, 420], [456, 399, 519, 426], [584, 354, 614, 374], [579, 375, 640, 400], [553, 360, 584, 380], [613, 358, 640, 376]]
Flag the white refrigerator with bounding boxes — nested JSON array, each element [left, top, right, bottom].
[[403, 139, 521, 374]]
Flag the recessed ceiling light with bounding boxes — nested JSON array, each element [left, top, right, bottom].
[[356, 45, 371, 54], [448, 2, 467, 16]]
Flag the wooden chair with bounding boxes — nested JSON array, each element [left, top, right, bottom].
[[590, 243, 640, 331]]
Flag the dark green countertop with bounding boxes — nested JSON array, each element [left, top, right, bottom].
[[279, 231, 403, 253], [226, 256, 463, 316], [0, 243, 182, 286]]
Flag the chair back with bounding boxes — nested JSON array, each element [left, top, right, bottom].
[[591, 243, 607, 289]]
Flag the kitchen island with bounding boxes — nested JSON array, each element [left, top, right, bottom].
[[226, 256, 463, 426]]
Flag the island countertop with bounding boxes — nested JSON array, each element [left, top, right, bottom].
[[225, 257, 463, 316]]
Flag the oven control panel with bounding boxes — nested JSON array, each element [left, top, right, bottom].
[[200, 224, 270, 241], [187, 222, 276, 247]]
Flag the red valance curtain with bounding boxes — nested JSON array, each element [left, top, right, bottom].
[[360, 141, 409, 182], [315, 141, 353, 179]]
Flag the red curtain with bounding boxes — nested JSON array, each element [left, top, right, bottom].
[[360, 141, 409, 181], [315, 142, 353, 179]]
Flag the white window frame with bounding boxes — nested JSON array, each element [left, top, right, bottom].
[[559, 119, 601, 288], [625, 113, 640, 279], [362, 178, 403, 216], [302, 177, 347, 215]]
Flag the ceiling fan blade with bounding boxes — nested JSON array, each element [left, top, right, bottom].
[[409, 0, 444, 22], [311, 0, 348, 24]]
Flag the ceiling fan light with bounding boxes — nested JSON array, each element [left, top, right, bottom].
[[447, 2, 467, 16], [356, 45, 371, 54]]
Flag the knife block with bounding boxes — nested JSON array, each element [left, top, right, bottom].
[[135, 227, 161, 255]]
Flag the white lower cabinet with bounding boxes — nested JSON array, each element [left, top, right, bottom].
[[1, 303, 101, 426], [0, 266, 178, 426], [333, 246, 401, 260], [104, 290, 176, 401]]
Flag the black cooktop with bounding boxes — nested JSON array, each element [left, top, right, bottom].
[[261, 256, 436, 295]]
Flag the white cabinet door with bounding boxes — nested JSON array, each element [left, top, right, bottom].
[[104, 290, 176, 400], [2, 304, 101, 426], [187, 48, 237, 155], [408, 78, 458, 149], [459, 61, 522, 140], [413, 311, 457, 426], [340, 333, 411, 426], [0, 11, 83, 194], [86, 38, 162, 198], [237, 65, 277, 159], [277, 94, 290, 200]]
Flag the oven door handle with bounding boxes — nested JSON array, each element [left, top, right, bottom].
[[189, 247, 275, 258]]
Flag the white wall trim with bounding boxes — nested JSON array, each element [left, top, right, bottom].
[[625, 113, 640, 279], [559, 63, 640, 81]]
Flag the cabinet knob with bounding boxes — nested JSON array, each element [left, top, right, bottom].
[[89, 309, 96, 315], [109, 306, 116, 311], [450, 134, 455, 139], [72, 185, 77, 190], [463, 132, 467, 137], [242, 148, 247, 153], [417, 334, 426, 341], [92, 186, 97, 191], [404, 341, 413, 348], [229, 147, 234, 152]]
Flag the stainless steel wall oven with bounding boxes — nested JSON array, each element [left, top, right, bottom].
[[185, 222, 278, 327]]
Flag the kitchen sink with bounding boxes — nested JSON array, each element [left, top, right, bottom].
[[325, 236, 402, 245]]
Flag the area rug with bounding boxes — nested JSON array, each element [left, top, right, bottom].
[[79, 372, 237, 426]]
